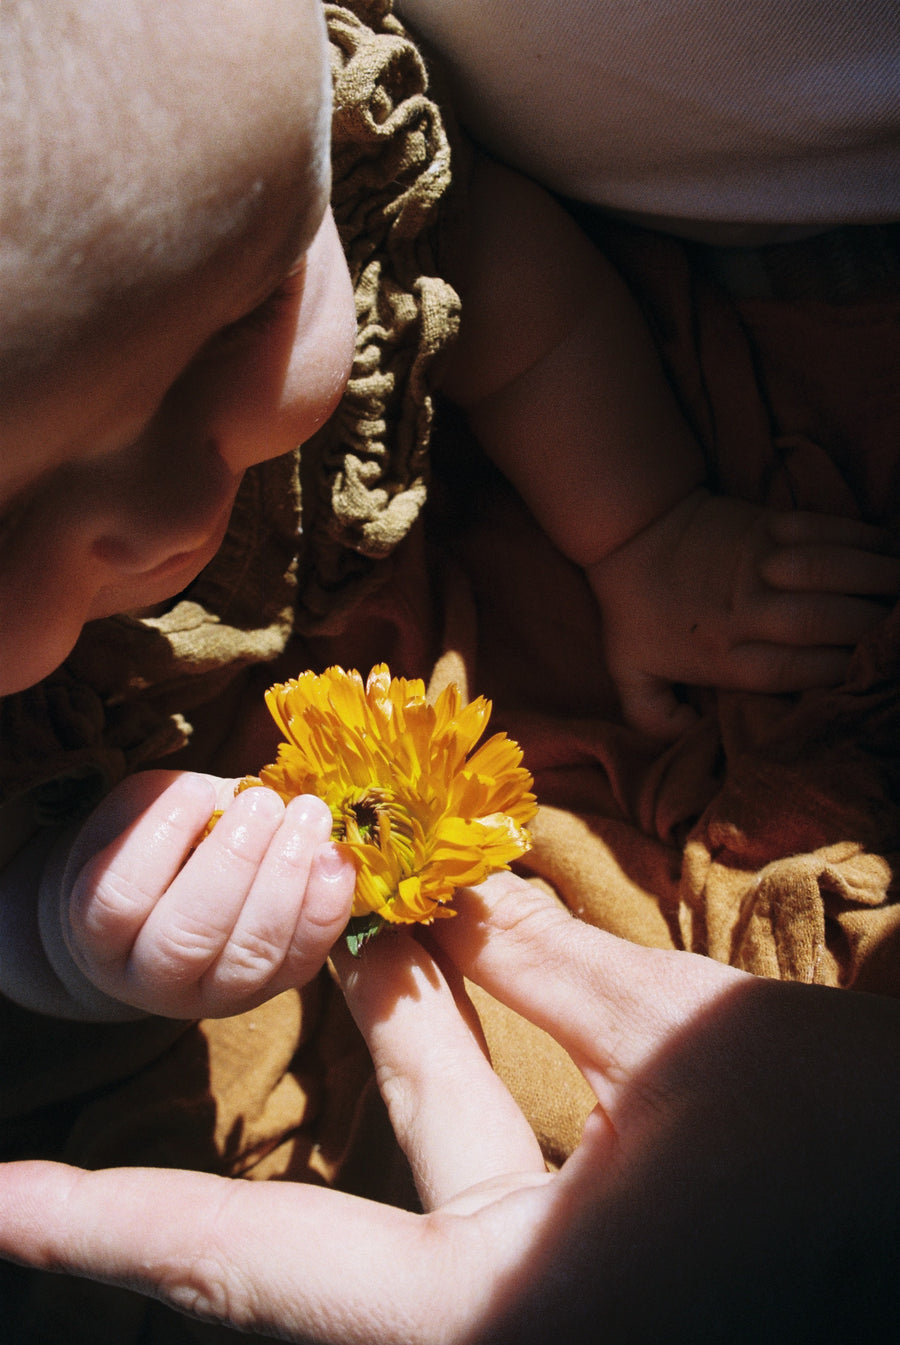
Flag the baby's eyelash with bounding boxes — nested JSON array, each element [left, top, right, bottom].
[[0, 490, 32, 555], [215, 279, 297, 348]]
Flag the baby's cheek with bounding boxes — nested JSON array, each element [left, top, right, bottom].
[[0, 541, 94, 696], [276, 216, 356, 447], [204, 215, 356, 472]]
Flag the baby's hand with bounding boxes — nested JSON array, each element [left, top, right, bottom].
[[40, 771, 355, 1019], [586, 488, 900, 739]]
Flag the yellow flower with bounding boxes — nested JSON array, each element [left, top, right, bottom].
[[238, 664, 536, 949]]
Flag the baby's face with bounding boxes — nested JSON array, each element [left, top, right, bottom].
[[0, 0, 356, 696]]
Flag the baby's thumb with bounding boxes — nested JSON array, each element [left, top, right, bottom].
[[614, 671, 697, 740]]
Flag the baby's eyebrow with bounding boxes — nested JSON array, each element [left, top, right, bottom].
[[237, 250, 306, 318]]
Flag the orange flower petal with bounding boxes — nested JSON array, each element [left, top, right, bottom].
[[246, 665, 536, 931]]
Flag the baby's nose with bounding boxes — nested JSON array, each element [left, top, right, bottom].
[[91, 439, 237, 576]]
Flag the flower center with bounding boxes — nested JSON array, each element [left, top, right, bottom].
[[336, 786, 414, 854]]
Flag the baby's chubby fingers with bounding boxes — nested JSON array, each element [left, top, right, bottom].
[[201, 794, 355, 1010], [82, 785, 285, 1011], [720, 639, 852, 693], [129, 790, 353, 1016], [63, 771, 225, 971], [744, 588, 890, 649], [763, 513, 900, 596], [611, 668, 700, 741], [60, 773, 355, 1018], [767, 511, 899, 553]]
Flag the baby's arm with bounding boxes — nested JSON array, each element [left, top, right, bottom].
[[442, 155, 706, 567], [444, 156, 900, 736], [0, 772, 355, 1021]]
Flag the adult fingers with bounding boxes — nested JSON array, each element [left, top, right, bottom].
[[433, 873, 744, 1102], [334, 930, 547, 1210], [0, 1160, 447, 1344]]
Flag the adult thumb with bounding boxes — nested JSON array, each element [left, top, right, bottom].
[[434, 871, 735, 1081]]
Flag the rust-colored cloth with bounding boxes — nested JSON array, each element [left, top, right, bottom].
[[310, 240, 900, 1144], [598, 222, 900, 992]]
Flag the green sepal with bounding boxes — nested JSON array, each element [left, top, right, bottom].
[[344, 912, 386, 956]]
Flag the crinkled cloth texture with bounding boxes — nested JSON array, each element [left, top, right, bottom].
[[436, 220, 900, 1003], [403, 221, 900, 1167]]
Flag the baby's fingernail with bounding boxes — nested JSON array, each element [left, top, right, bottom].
[[315, 842, 356, 882], [236, 786, 284, 819], [285, 794, 333, 833]]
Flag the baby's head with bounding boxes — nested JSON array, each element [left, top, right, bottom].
[[0, 0, 356, 695]]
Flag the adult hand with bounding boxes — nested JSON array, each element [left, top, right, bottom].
[[0, 873, 898, 1342]]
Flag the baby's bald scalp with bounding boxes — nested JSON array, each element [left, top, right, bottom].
[[1, 0, 331, 377]]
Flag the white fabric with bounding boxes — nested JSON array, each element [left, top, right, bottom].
[[397, 0, 900, 241]]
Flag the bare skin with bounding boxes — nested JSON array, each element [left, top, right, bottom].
[[0, 874, 896, 1342], [0, 0, 358, 1019], [5, 774, 354, 1021], [443, 158, 900, 738], [0, 0, 356, 696], [3, 0, 897, 1028], [0, 4, 895, 1337]]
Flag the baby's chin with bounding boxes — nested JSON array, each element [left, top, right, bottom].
[[0, 529, 224, 696], [109, 556, 211, 622], [95, 518, 232, 624]]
